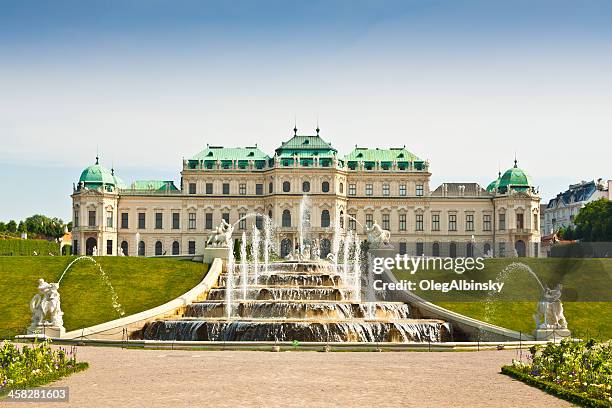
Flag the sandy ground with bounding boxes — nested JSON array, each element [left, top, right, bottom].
[[2, 347, 574, 408]]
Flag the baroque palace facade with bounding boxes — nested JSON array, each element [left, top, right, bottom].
[[71, 128, 541, 258]]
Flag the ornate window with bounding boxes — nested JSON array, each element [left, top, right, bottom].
[[382, 184, 390, 196], [365, 184, 373, 196], [415, 214, 423, 231], [322, 181, 330, 193], [382, 214, 390, 230], [239, 213, 246, 230], [349, 184, 356, 196], [239, 183, 247, 195], [399, 184, 406, 196], [466, 214, 474, 231], [188, 213, 196, 229], [399, 214, 406, 231], [448, 214, 457, 231], [282, 210, 291, 227], [283, 181, 290, 192], [432, 214, 440, 231], [416, 184, 424, 196], [302, 181, 310, 193], [321, 210, 330, 228]]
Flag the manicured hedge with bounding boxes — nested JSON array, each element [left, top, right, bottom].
[[0, 239, 60, 256], [501, 365, 610, 408]]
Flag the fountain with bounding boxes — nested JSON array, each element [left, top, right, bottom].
[[141, 197, 450, 343], [27, 255, 125, 337], [484, 262, 570, 340]]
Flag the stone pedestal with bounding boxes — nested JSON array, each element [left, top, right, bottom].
[[203, 246, 229, 264], [27, 325, 65, 338], [534, 328, 571, 341]]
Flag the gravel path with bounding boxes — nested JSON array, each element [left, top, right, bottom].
[[3, 347, 574, 407]]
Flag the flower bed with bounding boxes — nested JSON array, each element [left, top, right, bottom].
[[0, 340, 87, 396], [502, 339, 612, 407]]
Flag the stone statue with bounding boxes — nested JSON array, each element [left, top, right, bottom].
[[206, 219, 232, 247], [533, 284, 567, 329], [28, 279, 64, 332], [364, 221, 391, 248], [92, 245, 98, 256]]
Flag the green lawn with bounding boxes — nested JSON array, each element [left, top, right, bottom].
[[393, 258, 612, 339], [0, 257, 208, 338]]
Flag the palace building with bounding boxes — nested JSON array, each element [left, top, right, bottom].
[[71, 128, 541, 258]]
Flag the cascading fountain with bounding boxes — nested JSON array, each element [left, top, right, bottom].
[[142, 196, 451, 343], [251, 225, 260, 285], [240, 232, 248, 300]]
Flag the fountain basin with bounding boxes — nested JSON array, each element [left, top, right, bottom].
[[142, 319, 450, 342], [185, 301, 411, 320]]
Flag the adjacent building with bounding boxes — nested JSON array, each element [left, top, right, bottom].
[[71, 129, 541, 258], [543, 179, 611, 235]]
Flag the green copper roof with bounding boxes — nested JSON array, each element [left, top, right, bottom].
[[498, 161, 533, 193], [344, 147, 421, 162], [191, 146, 269, 161], [129, 180, 179, 191], [275, 134, 337, 157], [486, 173, 502, 193], [78, 159, 115, 186]]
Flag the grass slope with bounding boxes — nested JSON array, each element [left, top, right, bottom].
[[394, 258, 612, 339], [0, 257, 208, 338]]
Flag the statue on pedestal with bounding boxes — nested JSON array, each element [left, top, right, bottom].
[[28, 279, 64, 333], [534, 284, 568, 330], [206, 219, 232, 247], [364, 221, 391, 248]]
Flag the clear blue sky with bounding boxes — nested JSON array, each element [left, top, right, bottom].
[[1, 0, 612, 222]]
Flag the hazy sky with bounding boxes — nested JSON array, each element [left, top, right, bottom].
[[1, 0, 612, 221]]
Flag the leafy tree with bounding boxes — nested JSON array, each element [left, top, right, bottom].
[[6, 220, 17, 233], [17, 221, 27, 233], [572, 199, 612, 241], [23, 214, 65, 239], [0, 222, 5, 232]]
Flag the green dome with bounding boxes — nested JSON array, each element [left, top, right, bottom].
[[486, 172, 502, 193], [78, 158, 116, 188], [498, 161, 533, 193]]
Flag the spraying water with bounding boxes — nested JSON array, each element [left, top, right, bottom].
[[241, 232, 248, 300], [225, 225, 235, 318], [298, 195, 311, 256], [252, 225, 260, 285], [58, 256, 125, 316], [353, 233, 362, 302], [263, 216, 272, 273]]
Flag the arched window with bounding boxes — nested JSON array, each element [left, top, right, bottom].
[[484, 242, 491, 256], [269, 182, 273, 193], [280, 238, 292, 257], [282, 210, 291, 227], [449, 242, 457, 258], [268, 210, 272, 220], [467, 242, 474, 258], [320, 239, 331, 258], [302, 181, 310, 192], [515, 240, 526, 257], [138, 241, 145, 256], [339, 182, 344, 194], [121, 241, 128, 256], [432, 242, 440, 257], [339, 211, 344, 229], [282, 181, 290, 192], [322, 181, 330, 193], [172, 241, 180, 255], [155, 241, 163, 256], [321, 210, 330, 228]]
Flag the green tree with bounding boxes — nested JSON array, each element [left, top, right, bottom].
[[6, 220, 17, 233], [17, 221, 27, 233], [24, 214, 65, 239], [572, 199, 612, 241], [0, 222, 5, 232]]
